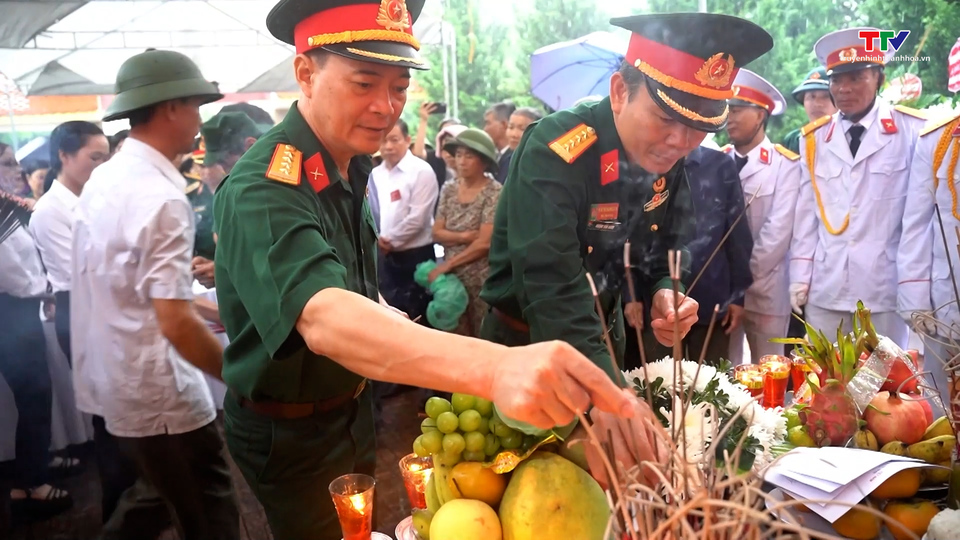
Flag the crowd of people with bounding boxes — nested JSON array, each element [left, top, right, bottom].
[[1, 1, 959, 539]]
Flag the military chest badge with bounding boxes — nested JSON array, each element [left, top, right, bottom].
[[377, 0, 410, 32], [652, 177, 666, 193], [266, 144, 303, 186], [695, 53, 735, 89], [644, 190, 670, 212]]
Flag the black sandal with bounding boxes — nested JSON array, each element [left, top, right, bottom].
[[48, 456, 82, 478], [13, 486, 73, 523]]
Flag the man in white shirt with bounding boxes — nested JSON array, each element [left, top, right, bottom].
[[484, 101, 516, 184], [724, 69, 801, 363], [791, 28, 927, 345], [372, 118, 439, 321], [0, 225, 70, 516], [71, 49, 238, 539]]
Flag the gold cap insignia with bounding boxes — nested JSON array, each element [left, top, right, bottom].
[[810, 72, 821, 80], [838, 48, 858, 63], [695, 53, 735, 89], [377, 0, 410, 32]]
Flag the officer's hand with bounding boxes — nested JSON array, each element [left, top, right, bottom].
[[722, 304, 744, 335], [649, 290, 698, 347], [582, 398, 670, 490], [789, 283, 809, 315], [191, 257, 215, 289], [624, 301, 644, 330], [378, 237, 393, 253], [42, 299, 56, 320], [492, 341, 635, 430]]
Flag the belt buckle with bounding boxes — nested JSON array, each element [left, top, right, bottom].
[[353, 379, 367, 399]]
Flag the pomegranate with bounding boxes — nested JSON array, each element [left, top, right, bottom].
[[863, 391, 928, 445], [915, 396, 934, 425], [880, 350, 923, 394]]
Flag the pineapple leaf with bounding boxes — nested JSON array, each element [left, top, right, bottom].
[[770, 338, 808, 345]]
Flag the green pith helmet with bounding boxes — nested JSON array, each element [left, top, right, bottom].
[[201, 112, 262, 166], [103, 49, 223, 122], [443, 128, 498, 173], [791, 66, 830, 105]]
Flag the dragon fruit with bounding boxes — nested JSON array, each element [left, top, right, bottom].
[[776, 301, 877, 447]]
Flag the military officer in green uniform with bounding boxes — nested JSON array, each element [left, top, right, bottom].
[[780, 67, 836, 153], [190, 111, 262, 287], [212, 1, 636, 538], [480, 13, 773, 473]]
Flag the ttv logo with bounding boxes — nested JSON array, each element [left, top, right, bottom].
[[858, 30, 911, 52]]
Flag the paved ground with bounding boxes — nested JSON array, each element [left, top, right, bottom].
[[7, 389, 424, 540]]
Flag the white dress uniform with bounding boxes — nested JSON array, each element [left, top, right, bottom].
[[723, 69, 802, 363], [897, 111, 960, 410], [790, 27, 927, 347]]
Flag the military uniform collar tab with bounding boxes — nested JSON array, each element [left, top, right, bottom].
[[594, 97, 627, 163]]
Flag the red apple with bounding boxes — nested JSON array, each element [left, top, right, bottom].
[[879, 350, 923, 394]]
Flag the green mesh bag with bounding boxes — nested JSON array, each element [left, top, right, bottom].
[[414, 261, 469, 331]]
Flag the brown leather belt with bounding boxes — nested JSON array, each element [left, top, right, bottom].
[[492, 307, 529, 333], [236, 379, 367, 420]]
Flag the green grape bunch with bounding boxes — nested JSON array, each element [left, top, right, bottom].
[[412, 393, 523, 465]]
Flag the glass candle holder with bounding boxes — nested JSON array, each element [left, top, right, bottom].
[[398, 453, 433, 510], [734, 364, 764, 401], [329, 473, 375, 540], [790, 354, 814, 392], [761, 355, 791, 409]]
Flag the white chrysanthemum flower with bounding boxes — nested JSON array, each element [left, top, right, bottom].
[[624, 357, 787, 472]]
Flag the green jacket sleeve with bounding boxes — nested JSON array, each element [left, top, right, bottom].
[[505, 135, 623, 383]]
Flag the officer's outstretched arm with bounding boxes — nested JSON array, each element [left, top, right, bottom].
[[296, 287, 634, 430]]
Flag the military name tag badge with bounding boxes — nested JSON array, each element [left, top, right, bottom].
[[590, 202, 619, 221], [390, 189, 401, 202], [644, 190, 669, 212]]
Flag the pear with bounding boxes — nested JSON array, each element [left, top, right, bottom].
[[922, 416, 953, 440], [880, 441, 909, 456]]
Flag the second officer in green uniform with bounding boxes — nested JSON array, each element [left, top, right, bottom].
[[482, 13, 774, 381], [212, 1, 638, 538]]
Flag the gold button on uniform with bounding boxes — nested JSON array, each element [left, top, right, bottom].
[[650, 224, 659, 231]]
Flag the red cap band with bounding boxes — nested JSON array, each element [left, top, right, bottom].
[[626, 34, 739, 99], [293, 2, 418, 55], [732, 85, 774, 111], [827, 45, 885, 70]]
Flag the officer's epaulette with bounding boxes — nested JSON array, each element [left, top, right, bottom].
[[800, 115, 832, 138], [893, 104, 928, 120], [548, 123, 597, 164], [920, 111, 960, 137], [774, 144, 800, 161], [266, 143, 303, 186], [184, 180, 201, 194]]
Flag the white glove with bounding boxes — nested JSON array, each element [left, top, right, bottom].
[[789, 283, 809, 315], [905, 310, 938, 336]]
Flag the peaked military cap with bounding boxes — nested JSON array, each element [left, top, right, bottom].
[[815, 27, 895, 75], [791, 66, 830, 104], [266, 0, 427, 70], [200, 112, 262, 166], [730, 69, 786, 116], [609, 13, 773, 133], [104, 49, 222, 122]]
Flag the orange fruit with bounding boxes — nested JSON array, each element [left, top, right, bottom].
[[870, 468, 921, 499], [832, 503, 881, 540], [883, 499, 940, 540], [782, 492, 811, 513], [447, 461, 508, 507]]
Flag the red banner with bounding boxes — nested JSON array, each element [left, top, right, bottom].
[[949, 36, 960, 93]]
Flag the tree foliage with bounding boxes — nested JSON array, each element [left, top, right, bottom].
[[409, 0, 960, 144]]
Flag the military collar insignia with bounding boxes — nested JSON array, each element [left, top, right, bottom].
[[304, 152, 330, 192], [266, 144, 303, 186], [721, 144, 733, 154], [759, 147, 771, 165], [695, 52, 736, 89], [376, 0, 410, 32], [601, 149, 619, 185], [881, 116, 898, 134], [549, 123, 598, 164]]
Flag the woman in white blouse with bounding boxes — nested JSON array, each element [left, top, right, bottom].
[[30, 121, 109, 362]]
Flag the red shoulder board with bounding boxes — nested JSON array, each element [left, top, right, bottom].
[[759, 147, 771, 165], [881, 117, 898, 134], [600, 149, 619, 185], [304, 153, 330, 192]]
